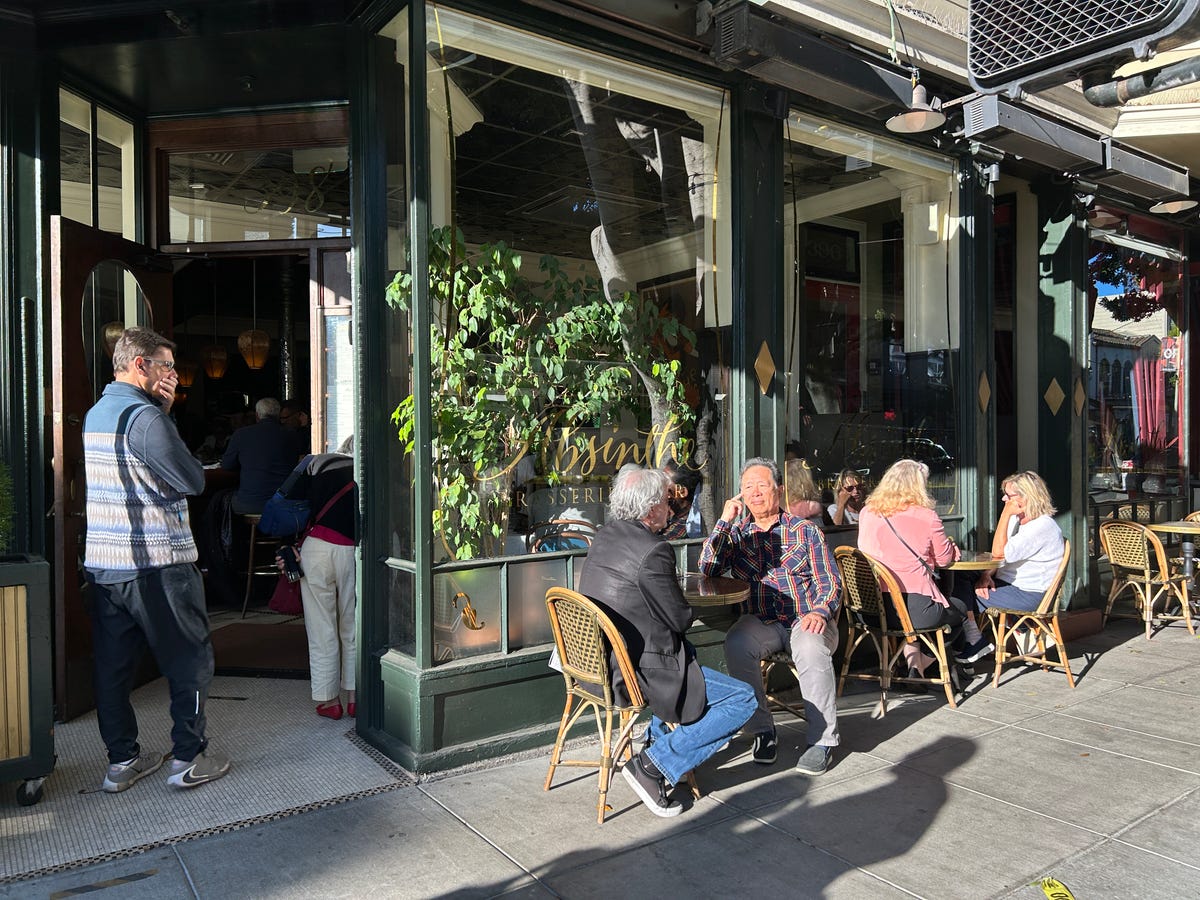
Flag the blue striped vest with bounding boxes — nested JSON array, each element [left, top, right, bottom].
[[83, 386, 198, 572]]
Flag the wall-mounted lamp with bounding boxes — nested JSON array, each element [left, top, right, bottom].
[[885, 76, 945, 134], [102, 321, 124, 357], [1148, 197, 1198, 215]]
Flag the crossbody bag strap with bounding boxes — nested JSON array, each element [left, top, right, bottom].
[[312, 481, 353, 527], [883, 516, 935, 578]]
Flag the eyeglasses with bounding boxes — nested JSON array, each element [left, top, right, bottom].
[[142, 357, 176, 371], [844, 484, 862, 493], [740, 481, 776, 492]]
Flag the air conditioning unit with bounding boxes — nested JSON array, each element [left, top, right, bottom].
[[712, 2, 911, 115], [962, 95, 1103, 171], [968, 0, 1200, 96]]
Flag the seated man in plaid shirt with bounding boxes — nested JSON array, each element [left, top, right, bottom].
[[699, 456, 842, 776]]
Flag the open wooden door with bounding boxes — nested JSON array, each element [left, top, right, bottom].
[[50, 215, 174, 719]]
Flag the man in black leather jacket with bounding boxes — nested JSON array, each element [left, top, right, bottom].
[[578, 465, 756, 818]]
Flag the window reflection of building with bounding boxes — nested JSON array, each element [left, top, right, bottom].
[[1086, 216, 1186, 503], [377, 8, 730, 662], [782, 115, 958, 512]]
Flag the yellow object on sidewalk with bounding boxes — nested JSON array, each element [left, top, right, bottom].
[[1037, 877, 1076, 900]]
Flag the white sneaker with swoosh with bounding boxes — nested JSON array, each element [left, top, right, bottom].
[[167, 748, 231, 789]]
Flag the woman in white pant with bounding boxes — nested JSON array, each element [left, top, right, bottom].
[[281, 436, 358, 720]]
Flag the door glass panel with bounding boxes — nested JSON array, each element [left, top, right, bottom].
[[81, 260, 151, 401], [60, 88, 93, 227], [167, 146, 351, 242]]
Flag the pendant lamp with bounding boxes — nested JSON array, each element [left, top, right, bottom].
[[238, 259, 270, 370], [201, 274, 227, 379]]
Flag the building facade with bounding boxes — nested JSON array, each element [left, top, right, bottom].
[[1, 0, 1195, 772]]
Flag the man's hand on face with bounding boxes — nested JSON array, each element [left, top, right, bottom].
[[798, 611, 827, 634], [720, 494, 745, 523], [155, 370, 178, 412]]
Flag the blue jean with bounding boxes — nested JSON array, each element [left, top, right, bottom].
[[954, 572, 1043, 613], [642, 667, 757, 786]]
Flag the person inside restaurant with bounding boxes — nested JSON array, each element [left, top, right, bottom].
[[221, 397, 305, 515], [952, 471, 1065, 649], [828, 468, 865, 525], [699, 457, 842, 777], [578, 465, 756, 818], [856, 459, 973, 681]]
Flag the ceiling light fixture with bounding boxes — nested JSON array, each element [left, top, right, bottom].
[[886, 75, 945, 134], [237, 259, 270, 370], [1148, 197, 1198, 214]]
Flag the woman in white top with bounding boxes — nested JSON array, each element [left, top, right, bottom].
[[973, 471, 1065, 612]]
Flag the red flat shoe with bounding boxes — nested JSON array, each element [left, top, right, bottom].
[[347, 702, 356, 718], [316, 702, 343, 720]]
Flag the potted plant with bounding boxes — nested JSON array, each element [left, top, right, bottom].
[[388, 226, 696, 560]]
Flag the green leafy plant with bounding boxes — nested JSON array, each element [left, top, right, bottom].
[[388, 226, 695, 559]]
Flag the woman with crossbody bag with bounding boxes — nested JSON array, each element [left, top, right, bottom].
[[857, 459, 969, 680], [278, 436, 359, 720]]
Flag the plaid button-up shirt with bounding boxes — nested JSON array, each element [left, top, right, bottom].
[[698, 511, 841, 626]]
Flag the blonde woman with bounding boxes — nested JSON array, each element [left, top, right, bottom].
[[784, 458, 826, 524], [969, 472, 1065, 605], [857, 459, 964, 679]]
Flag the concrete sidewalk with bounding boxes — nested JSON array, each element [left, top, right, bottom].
[[5, 618, 1200, 899]]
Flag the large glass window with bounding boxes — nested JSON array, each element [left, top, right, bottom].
[[60, 89, 136, 239], [386, 6, 731, 661], [1086, 208, 1187, 530], [166, 146, 350, 243], [783, 115, 958, 513]]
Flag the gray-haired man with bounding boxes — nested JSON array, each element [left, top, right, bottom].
[[579, 465, 756, 817]]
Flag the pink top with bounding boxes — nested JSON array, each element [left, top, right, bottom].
[[857, 506, 959, 603]]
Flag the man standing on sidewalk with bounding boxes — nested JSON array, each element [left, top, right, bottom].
[[83, 327, 231, 792], [700, 457, 842, 776], [579, 465, 756, 818]]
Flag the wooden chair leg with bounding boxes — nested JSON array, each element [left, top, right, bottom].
[[597, 706, 614, 824], [934, 632, 956, 709], [992, 611, 1008, 688], [836, 624, 858, 697], [544, 693, 576, 791]]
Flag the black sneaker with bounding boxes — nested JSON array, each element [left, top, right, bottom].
[[752, 730, 777, 765], [954, 636, 995, 664], [620, 752, 681, 818]]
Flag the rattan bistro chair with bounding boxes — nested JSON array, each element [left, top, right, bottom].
[[543, 587, 698, 823], [1100, 520, 1194, 640], [984, 540, 1075, 688], [833, 547, 957, 715]]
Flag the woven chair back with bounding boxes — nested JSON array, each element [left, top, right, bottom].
[[834, 547, 914, 635], [1100, 520, 1165, 577], [1034, 539, 1072, 616], [1185, 510, 1200, 524], [544, 587, 645, 708]]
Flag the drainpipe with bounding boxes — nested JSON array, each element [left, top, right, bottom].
[[1082, 56, 1200, 106]]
